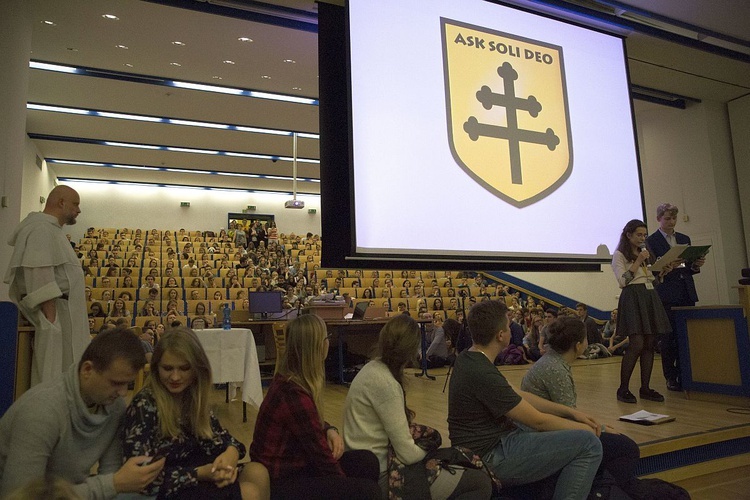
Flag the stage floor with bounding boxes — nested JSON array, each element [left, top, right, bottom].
[[204, 355, 750, 497]]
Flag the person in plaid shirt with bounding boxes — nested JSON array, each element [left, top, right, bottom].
[[250, 315, 379, 499]]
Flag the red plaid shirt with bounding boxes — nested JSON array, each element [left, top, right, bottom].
[[250, 374, 344, 479]]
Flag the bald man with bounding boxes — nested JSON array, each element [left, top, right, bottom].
[[4, 186, 90, 385]]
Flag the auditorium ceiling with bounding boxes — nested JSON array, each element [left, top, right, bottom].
[[26, 0, 749, 193]]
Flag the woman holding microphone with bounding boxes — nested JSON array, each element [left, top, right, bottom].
[[611, 219, 673, 404]]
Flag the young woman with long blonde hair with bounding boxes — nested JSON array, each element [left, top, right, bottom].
[[123, 327, 269, 499], [250, 314, 379, 499]]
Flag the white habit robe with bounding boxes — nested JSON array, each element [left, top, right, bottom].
[[4, 212, 90, 385]]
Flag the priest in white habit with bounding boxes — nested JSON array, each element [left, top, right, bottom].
[[4, 185, 90, 385]]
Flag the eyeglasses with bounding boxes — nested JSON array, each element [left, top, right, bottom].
[[325, 333, 333, 341]]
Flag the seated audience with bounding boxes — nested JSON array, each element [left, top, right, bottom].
[[164, 299, 182, 316], [508, 309, 526, 346], [141, 275, 159, 290], [190, 316, 213, 329], [192, 301, 208, 316], [576, 303, 603, 346], [89, 301, 107, 318], [146, 288, 160, 302], [250, 315, 380, 499], [106, 298, 131, 321], [123, 327, 269, 499], [448, 300, 602, 499], [0, 327, 163, 498], [538, 308, 558, 355], [141, 326, 155, 346], [423, 313, 453, 368], [154, 323, 166, 343], [608, 327, 629, 356], [602, 309, 618, 340], [140, 300, 158, 317], [523, 312, 544, 361], [521, 317, 642, 496], [344, 315, 490, 499]]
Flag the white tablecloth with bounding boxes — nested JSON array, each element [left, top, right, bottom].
[[195, 328, 263, 409]]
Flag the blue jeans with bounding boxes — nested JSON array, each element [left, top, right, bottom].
[[484, 428, 602, 500]]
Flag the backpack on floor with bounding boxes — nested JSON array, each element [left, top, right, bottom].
[[625, 478, 690, 500]]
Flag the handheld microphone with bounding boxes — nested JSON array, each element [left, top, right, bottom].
[[639, 244, 646, 252]]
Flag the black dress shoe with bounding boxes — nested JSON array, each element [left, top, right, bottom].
[[617, 389, 637, 403], [666, 380, 682, 391], [640, 388, 665, 402]]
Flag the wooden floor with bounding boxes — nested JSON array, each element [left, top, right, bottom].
[[195, 356, 750, 498]]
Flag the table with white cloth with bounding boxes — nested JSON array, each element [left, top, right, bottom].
[[195, 328, 263, 422]]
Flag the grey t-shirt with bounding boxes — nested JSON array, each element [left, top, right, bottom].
[[520, 350, 577, 408], [448, 350, 522, 456]]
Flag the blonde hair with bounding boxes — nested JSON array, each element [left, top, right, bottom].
[[5, 476, 81, 500], [656, 202, 678, 220], [277, 314, 328, 423], [145, 327, 213, 439]]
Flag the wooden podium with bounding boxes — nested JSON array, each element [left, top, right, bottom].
[[675, 291, 750, 397]]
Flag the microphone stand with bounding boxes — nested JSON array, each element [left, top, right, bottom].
[[443, 294, 469, 393]]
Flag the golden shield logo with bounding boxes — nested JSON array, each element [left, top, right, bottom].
[[441, 18, 573, 207]]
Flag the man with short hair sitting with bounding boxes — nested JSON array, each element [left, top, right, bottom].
[[448, 300, 602, 499], [576, 302, 603, 346], [0, 326, 164, 499]]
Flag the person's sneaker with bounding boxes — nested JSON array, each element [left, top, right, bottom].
[[639, 388, 665, 402], [617, 388, 637, 403]]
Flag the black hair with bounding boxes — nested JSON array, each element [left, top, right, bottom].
[[443, 318, 461, 345], [547, 317, 587, 354], [78, 325, 146, 372], [615, 219, 647, 262]]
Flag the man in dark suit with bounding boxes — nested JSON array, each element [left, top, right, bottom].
[[508, 310, 526, 347], [576, 303, 603, 345], [646, 203, 706, 391]]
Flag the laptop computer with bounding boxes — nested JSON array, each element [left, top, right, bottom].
[[353, 301, 369, 320], [353, 302, 388, 320]]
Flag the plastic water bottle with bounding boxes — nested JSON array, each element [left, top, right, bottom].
[[222, 303, 232, 330]]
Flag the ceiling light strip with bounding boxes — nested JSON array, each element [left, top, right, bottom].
[[26, 102, 319, 139], [29, 60, 319, 105], [46, 159, 320, 183], [30, 134, 320, 164], [56, 177, 319, 196]]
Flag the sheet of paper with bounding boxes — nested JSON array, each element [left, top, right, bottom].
[[649, 244, 689, 272], [620, 410, 671, 421]]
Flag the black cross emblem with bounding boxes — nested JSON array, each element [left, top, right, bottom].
[[463, 62, 560, 185]]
